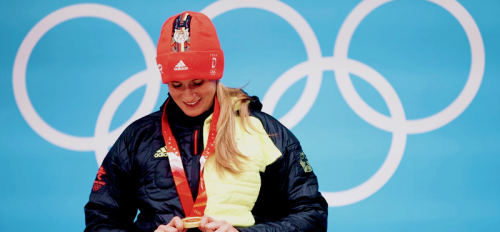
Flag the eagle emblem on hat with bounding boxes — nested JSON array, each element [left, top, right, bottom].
[[173, 28, 189, 43], [171, 13, 191, 52]]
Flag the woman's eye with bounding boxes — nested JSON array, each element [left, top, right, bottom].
[[193, 81, 203, 86], [172, 84, 182, 88]]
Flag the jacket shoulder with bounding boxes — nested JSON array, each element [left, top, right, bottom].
[[109, 110, 163, 167], [248, 110, 298, 153], [118, 110, 163, 141]]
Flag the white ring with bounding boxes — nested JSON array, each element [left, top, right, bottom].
[[333, 0, 485, 134], [201, 0, 323, 129], [321, 57, 408, 206], [12, 4, 160, 165]]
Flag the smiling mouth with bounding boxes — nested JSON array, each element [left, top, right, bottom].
[[185, 99, 200, 106]]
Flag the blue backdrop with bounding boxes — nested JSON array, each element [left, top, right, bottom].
[[1, 0, 499, 231]]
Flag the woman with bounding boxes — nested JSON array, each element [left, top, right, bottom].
[[85, 11, 328, 232]]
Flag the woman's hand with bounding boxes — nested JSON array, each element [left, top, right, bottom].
[[154, 216, 187, 232], [199, 215, 238, 232]]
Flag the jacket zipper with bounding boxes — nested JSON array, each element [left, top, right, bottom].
[[193, 129, 199, 155]]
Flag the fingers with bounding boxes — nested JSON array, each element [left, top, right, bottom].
[[171, 216, 184, 231], [214, 222, 232, 232], [155, 216, 184, 232], [200, 214, 216, 226], [202, 221, 219, 232], [167, 216, 184, 231], [154, 224, 179, 232], [199, 215, 216, 231], [205, 220, 235, 232], [198, 216, 237, 232]]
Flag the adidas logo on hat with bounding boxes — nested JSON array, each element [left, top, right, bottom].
[[173, 60, 188, 71]]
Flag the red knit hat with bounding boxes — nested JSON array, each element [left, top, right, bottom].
[[156, 11, 224, 84]]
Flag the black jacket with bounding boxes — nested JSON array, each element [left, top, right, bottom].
[[84, 97, 328, 231]]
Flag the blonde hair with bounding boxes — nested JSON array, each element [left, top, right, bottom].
[[213, 81, 257, 176]]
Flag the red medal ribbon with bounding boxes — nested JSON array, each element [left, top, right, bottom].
[[161, 97, 220, 217]]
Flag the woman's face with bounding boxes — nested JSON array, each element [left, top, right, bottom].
[[168, 79, 217, 117]]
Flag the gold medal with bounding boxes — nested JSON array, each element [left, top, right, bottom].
[[182, 216, 202, 229]]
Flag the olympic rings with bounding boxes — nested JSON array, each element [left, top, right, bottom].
[[12, 4, 161, 165], [13, 0, 484, 207]]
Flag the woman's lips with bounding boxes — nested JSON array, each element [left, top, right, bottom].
[[184, 99, 200, 107]]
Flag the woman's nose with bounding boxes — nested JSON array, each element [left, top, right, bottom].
[[184, 88, 197, 99]]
